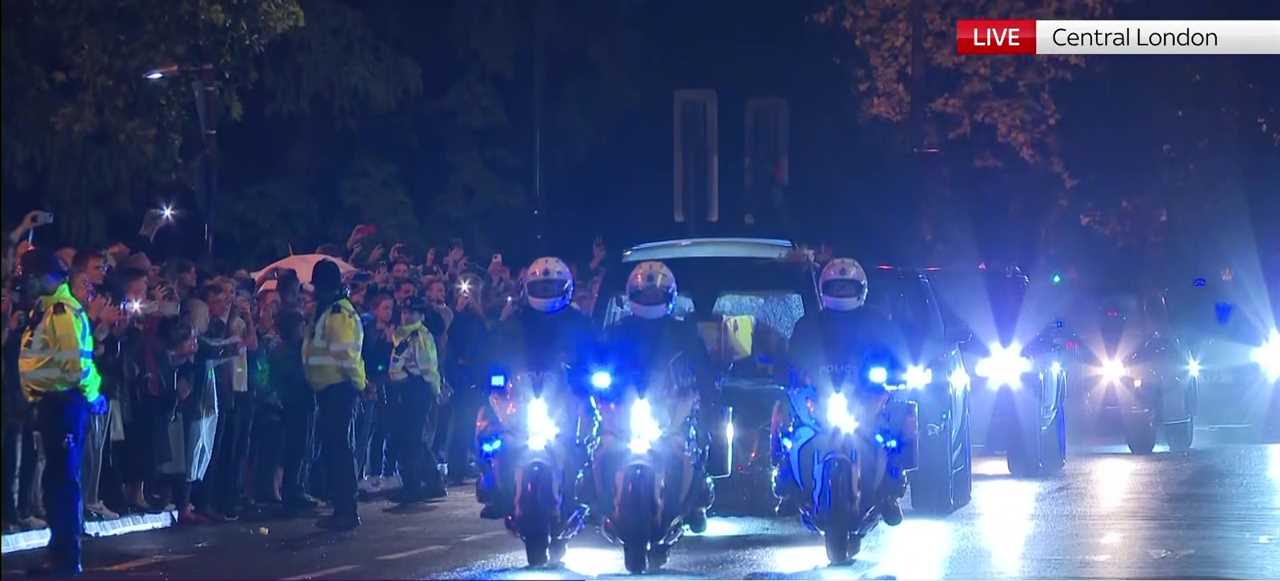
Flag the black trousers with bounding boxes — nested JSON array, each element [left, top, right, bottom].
[[249, 407, 283, 501], [395, 378, 441, 498], [280, 393, 316, 504], [36, 391, 89, 571], [2, 420, 39, 522], [204, 392, 253, 516], [316, 382, 359, 518], [446, 385, 485, 482]]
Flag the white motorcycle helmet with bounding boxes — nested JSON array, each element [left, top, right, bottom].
[[626, 261, 677, 319], [524, 256, 574, 313], [820, 258, 868, 311]]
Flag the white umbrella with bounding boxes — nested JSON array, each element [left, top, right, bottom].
[[252, 254, 358, 292]]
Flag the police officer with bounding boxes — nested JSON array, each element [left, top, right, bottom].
[[782, 258, 907, 526], [476, 257, 595, 519], [594, 261, 717, 532], [303, 260, 366, 530], [389, 297, 445, 504], [18, 249, 105, 576]]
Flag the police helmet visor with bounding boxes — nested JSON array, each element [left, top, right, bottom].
[[822, 279, 865, 299], [527, 278, 570, 300], [629, 286, 673, 307]]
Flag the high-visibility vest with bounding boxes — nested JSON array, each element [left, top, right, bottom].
[[18, 283, 103, 403], [303, 298, 366, 391], [388, 322, 441, 394]]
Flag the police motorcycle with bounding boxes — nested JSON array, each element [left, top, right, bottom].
[[963, 267, 1071, 476], [1081, 291, 1199, 454], [478, 367, 592, 566], [589, 359, 707, 574], [773, 357, 918, 565]]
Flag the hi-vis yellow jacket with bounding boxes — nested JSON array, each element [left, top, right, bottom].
[[18, 283, 102, 403], [304, 297, 366, 391]]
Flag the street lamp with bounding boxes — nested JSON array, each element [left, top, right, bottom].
[[143, 63, 219, 260]]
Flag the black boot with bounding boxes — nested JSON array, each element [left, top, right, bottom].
[[880, 496, 903, 526]]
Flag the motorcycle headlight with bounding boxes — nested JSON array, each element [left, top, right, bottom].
[[1187, 357, 1202, 379], [825, 392, 859, 434], [904, 365, 933, 389], [526, 397, 560, 451], [1050, 360, 1063, 375], [1252, 330, 1280, 382], [589, 370, 613, 391], [975, 342, 1032, 388], [629, 398, 662, 454], [1101, 359, 1128, 384], [867, 366, 889, 385]]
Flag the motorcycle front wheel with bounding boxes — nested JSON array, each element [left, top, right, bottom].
[[524, 535, 550, 568], [1125, 411, 1157, 455], [624, 542, 648, 574]]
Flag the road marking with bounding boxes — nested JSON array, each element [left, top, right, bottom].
[[99, 553, 193, 572], [376, 545, 446, 560], [460, 531, 504, 542], [282, 564, 360, 580]]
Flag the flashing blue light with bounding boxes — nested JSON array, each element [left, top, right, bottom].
[[490, 374, 507, 388], [875, 433, 884, 444], [1214, 302, 1234, 326], [481, 437, 503, 456], [1193, 277, 1207, 288], [868, 366, 889, 385], [781, 436, 793, 451], [1050, 272, 1063, 285], [590, 371, 613, 391]]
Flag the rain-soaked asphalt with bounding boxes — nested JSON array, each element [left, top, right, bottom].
[[5, 439, 1279, 579]]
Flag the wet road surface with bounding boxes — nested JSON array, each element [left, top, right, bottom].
[[4, 441, 1278, 579]]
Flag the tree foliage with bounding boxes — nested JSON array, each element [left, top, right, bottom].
[[815, 0, 1110, 186], [2, 0, 303, 243]]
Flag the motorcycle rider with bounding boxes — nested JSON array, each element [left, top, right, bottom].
[[590, 261, 717, 532], [475, 257, 596, 520], [778, 258, 907, 526]]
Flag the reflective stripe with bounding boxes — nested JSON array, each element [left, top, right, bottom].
[[326, 341, 357, 352], [21, 349, 81, 361], [22, 368, 70, 381]]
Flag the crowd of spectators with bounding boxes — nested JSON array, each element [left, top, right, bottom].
[[2, 213, 611, 532]]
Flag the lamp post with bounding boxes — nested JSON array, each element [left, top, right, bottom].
[[144, 63, 219, 260]]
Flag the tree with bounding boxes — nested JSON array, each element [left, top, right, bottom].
[[1, 0, 303, 244], [814, 0, 1110, 186]]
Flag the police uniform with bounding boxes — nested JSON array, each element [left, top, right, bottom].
[[304, 293, 366, 524], [18, 282, 103, 574], [388, 311, 443, 502]]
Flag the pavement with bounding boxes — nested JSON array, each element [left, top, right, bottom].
[[3, 440, 1278, 579]]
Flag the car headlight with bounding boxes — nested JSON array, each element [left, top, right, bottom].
[[904, 365, 933, 389], [1101, 359, 1128, 384], [826, 392, 859, 434], [590, 370, 613, 391], [975, 342, 1032, 388], [526, 397, 560, 451], [1187, 357, 1202, 379], [867, 366, 889, 385], [629, 398, 662, 454], [1252, 330, 1280, 382]]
